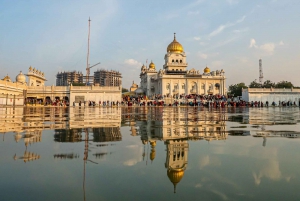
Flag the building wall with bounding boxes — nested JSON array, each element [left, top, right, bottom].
[[242, 88, 300, 104]]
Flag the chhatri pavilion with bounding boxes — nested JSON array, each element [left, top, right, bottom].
[[139, 34, 226, 97]]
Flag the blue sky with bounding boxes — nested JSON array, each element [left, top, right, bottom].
[[1, 0, 300, 89]]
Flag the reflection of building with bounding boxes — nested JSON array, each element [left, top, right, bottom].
[[14, 151, 40, 163], [139, 34, 226, 97], [93, 127, 121, 142], [13, 130, 42, 163], [165, 139, 188, 193], [130, 107, 227, 193]]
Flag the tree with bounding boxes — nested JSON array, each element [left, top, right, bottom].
[[228, 83, 247, 97], [122, 88, 129, 93], [249, 80, 262, 88], [275, 81, 294, 88], [262, 80, 275, 88]]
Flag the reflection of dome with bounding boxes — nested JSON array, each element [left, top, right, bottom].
[[149, 61, 155, 69], [150, 149, 156, 161], [150, 141, 156, 148], [16, 71, 26, 84], [167, 169, 185, 193], [167, 33, 184, 53], [204, 66, 210, 73]]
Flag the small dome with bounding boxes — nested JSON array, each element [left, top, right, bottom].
[[204, 66, 210, 73], [2, 75, 11, 82], [16, 71, 26, 83], [150, 141, 156, 148], [167, 33, 184, 53], [149, 61, 155, 69]]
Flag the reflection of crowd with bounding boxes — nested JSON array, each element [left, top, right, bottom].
[[26, 98, 69, 107]]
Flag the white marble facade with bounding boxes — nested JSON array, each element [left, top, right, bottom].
[[139, 34, 226, 97]]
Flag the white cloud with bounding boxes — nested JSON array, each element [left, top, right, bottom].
[[123, 159, 139, 166], [209, 15, 246, 37], [194, 37, 201, 41], [249, 38, 257, 48], [249, 39, 284, 55], [260, 43, 275, 54], [124, 59, 142, 67]]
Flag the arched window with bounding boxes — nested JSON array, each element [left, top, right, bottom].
[[182, 84, 185, 89], [172, 59, 174, 62], [176, 69, 178, 71], [180, 60, 182, 63], [176, 60, 178, 63]]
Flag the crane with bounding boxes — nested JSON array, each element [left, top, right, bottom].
[[86, 62, 100, 85]]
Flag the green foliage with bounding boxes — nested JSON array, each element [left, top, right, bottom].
[[262, 80, 276, 88], [122, 88, 129, 93], [228, 83, 247, 97], [275, 81, 294, 88], [249, 80, 262, 88]]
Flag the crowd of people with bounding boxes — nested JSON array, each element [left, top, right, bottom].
[[26, 94, 300, 108]]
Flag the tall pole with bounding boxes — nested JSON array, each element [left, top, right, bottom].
[[259, 59, 263, 86], [86, 17, 91, 85]]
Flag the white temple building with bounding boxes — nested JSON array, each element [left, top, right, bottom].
[[139, 34, 226, 97]]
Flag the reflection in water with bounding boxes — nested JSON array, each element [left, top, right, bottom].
[[53, 153, 80, 159], [127, 107, 228, 193], [14, 151, 40, 163], [1, 107, 300, 200]]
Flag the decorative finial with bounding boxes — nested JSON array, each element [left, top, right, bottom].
[[174, 32, 176, 40], [88, 17, 91, 22], [174, 183, 177, 194]]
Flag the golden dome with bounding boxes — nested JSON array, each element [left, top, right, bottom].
[[150, 141, 156, 148], [149, 61, 155, 69], [167, 33, 184, 53], [204, 66, 210, 73], [150, 149, 156, 161], [167, 169, 185, 193]]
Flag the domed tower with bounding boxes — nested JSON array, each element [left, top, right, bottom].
[[165, 139, 189, 193], [163, 33, 188, 73], [148, 61, 156, 70]]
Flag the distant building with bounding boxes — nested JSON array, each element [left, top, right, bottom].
[[130, 81, 138, 92], [56, 71, 83, 86], [242, 88, 300, 104], [94, 69, 122, 86]]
